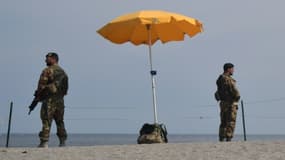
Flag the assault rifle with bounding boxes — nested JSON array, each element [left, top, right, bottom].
[[28, 88, 49, 115]]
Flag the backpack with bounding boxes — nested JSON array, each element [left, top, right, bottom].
[[137, 123, 168, 144], [216, 75, 228, 101], [53, 67, 68, 96], [59, 74, 68, 95]]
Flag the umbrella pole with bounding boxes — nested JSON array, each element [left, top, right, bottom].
[[147, 24, 158, 124]]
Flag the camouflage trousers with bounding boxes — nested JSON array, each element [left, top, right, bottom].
[[219, 101, 238, 141], [39, 97, 67, 142]]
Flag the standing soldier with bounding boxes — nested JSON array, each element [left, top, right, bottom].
[[33, 52, 68, 148], [215, 63, 240, 142]]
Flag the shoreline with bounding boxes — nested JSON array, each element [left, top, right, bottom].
[[2, 134, 285, 148]]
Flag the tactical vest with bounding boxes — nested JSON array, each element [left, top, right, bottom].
[[216, 74, 239, 102]]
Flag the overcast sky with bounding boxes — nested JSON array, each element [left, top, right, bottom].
[[1, 0, 285, 135]]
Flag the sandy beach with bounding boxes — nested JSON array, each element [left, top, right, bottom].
[[1, 141, 285, 160]]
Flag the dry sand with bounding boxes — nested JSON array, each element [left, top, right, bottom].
[[1, 141, 285, 160]]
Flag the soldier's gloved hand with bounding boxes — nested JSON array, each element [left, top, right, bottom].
[[33, 90, 38, 96], [236, 96, 241, 102]]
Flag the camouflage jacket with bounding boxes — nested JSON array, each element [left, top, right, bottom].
[[216, 73, 240, 103], [35, 64, 68, 100]]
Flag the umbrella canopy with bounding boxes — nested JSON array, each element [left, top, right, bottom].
[[97, 10, 203, 45], [97, 10, 203, 124]]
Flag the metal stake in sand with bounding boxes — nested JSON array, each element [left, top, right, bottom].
[[6, 101, 13, 148], [241, 100, 247, 141]]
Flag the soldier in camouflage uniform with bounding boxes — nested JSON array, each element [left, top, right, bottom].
[[215, 63, 240, 142], [35, 52, 68, 148]]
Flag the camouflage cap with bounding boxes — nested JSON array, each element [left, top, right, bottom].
[[46, 52, 59, 61], [223, 63, 234, 71]]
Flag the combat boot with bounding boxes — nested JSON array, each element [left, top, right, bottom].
[[38, 140, 48, 148], [226, 138, 232, 142], [59, 139, 66, 147]]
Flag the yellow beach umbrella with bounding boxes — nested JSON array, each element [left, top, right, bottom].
[[97, 10, 203, 124], [98, 10, 203, 45]]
